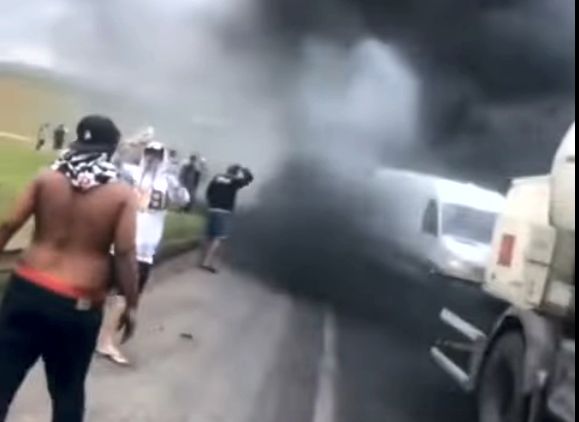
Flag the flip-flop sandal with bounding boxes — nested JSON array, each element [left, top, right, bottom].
[[96, 349, 131, 367]]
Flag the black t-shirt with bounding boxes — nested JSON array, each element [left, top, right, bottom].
[[206, 169, 253, 211]]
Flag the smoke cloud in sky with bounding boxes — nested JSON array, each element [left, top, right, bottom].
[[230, 0, 576, 313], [1, 0, 287, 188], [2, 0, 574, 185], [1, 0, 576, 311], [262, 0, 575, 184]]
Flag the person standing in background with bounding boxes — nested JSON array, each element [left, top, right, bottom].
[[180, 154, 206, 212], [97, 141, 190, 366], [35, 123, 50, 151], [167, 149, 181, 178], [200, 164, 253, 274], [53, 124, 68, 151]]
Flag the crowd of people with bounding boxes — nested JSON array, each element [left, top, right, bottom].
[[0, 115, 254, 421]]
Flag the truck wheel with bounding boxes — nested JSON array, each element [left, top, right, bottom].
[[478, 331, 529, 422]]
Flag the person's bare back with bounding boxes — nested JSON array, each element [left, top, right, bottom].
[[1, 115, 140, 310], [20, 170, 136, 293]]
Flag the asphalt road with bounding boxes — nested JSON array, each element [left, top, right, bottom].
[[8, 252, 499, 422]]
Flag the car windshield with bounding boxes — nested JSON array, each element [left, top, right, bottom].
[[442, 204, 497, 244]]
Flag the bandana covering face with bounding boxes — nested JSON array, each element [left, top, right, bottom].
[[52, 150, 118, 191]]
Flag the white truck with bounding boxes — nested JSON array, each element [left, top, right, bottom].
[[371, 170, 505, 283], [432, 123, 576, 422]]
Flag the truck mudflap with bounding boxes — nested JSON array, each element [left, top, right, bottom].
[[548, 341, 575, 422]]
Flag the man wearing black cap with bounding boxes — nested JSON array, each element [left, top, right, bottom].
[[0, 115, 139, 422]]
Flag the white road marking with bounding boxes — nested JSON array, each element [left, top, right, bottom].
[[313, 308, 338, 422], [0, 132, 31, 143]]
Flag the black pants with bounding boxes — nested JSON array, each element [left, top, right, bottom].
[[0, 275, 103, 422]]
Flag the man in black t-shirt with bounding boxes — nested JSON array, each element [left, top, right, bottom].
[[200, 164, 253, 273]]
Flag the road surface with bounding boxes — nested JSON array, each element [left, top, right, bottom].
[[8, 252, 482, 422]]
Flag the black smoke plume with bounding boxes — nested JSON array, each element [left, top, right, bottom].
[[232, 0, 575, 317]]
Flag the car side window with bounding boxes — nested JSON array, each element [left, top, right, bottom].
[[422, 200, 439, 236]]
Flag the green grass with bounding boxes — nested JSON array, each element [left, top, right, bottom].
[[0, 136, 53, 215], [164, 212, 205, 244]]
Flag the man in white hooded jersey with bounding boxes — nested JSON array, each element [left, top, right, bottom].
[[97, 141, 190, 365]]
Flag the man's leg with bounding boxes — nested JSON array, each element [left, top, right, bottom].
[[185, 187, 195, 213], [96, 261, 150, 366], [96, 295, 129, 365], [201, 238, 222, 272], [201, 212, 229, 273], [0, 300, 41, 421], [43, 309, 102, 422]]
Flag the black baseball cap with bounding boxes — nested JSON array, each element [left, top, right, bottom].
[[69, 115, 121, 154]]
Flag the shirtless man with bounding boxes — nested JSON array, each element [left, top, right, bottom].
[[0, 115, 139, 422]]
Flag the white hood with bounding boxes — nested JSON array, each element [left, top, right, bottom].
[[122, 141, 190, 264]]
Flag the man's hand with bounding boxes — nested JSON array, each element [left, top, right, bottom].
[[118, 307, 138, 344]]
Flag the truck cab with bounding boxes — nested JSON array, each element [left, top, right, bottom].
[[421, 180, 506, 283], [431, 123, 575, 422]]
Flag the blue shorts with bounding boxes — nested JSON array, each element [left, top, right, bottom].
[[206, 210, 232, 240]]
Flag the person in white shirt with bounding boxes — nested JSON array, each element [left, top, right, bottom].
[[97, 141, 189, 365]]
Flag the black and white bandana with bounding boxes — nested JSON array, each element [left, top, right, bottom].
[[52, 150, 119, 191]]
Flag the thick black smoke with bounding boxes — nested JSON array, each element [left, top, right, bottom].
[[262, 0, 575, 184], [231, 0, 576, 319]]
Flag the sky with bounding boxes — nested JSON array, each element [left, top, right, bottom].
[[0, 0, 287, 185], [0, 0, 66, 68], [1, 0, 575, 187]]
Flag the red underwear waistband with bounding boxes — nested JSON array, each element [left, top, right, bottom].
[[15, 266, 105, 302]]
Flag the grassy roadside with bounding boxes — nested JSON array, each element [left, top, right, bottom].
[[0, 136, 53, 215], [0, 136, 54, 251]]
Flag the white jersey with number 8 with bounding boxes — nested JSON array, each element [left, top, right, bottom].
[[122, 163, 190, 264]]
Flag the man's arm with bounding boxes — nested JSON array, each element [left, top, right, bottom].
[[166, 175, 191, 208], [0, 179, 38, 252], [233, 167, 254, 189], [113, 193, 140, 310]]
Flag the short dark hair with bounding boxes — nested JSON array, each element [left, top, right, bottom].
[[227, 164, 242, 176]]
